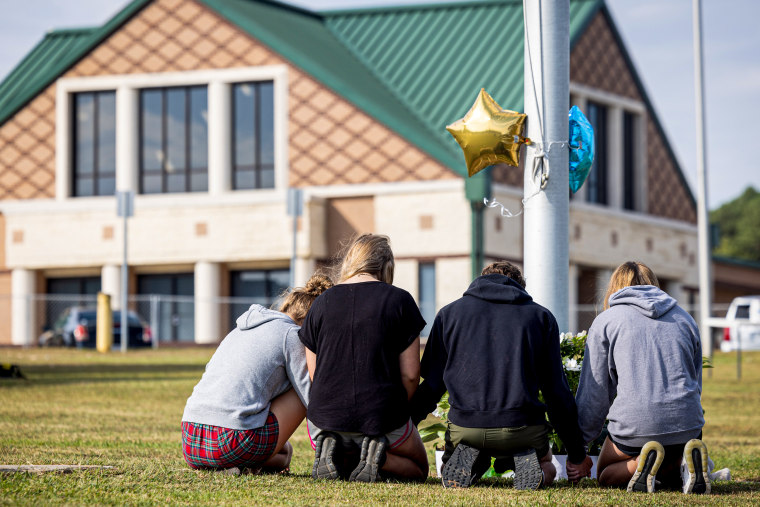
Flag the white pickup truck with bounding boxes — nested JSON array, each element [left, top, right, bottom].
[[719, 296, 760, 352]]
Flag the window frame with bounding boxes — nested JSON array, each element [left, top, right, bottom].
[[231, 81, 275, 190], [71, 90, 117, 197], [138, 85, 209, 194], [55, 65, 289, 202]]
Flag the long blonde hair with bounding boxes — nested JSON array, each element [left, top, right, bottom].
[[603, 261, 659, 310], [338, 234, 395, 284], [279, 273, 333, 325]]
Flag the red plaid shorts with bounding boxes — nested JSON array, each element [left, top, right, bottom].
[[181, 412, 279, 469]]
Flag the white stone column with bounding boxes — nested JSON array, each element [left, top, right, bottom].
[[294, 257, 316, 288], [194, 261, 221, 344], [607, 106, 623, 210], [116, 86, 138, 192], [568, 263, 579, 334], [208, 80, 231, 195], [11, 269, 36, 346], [101, 265, 121, 310]]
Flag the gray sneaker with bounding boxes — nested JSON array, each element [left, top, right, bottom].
[[312, 433, 340, 480], [349, 436, 388, 483]]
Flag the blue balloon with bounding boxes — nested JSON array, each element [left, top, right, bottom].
[[568, 106, 595, 193]]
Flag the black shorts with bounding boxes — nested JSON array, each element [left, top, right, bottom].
[[610, 431, 702, 457]]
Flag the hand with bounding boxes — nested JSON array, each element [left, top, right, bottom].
[[566, 455, 593, 484]]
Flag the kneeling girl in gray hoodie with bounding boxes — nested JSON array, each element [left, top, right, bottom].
[[181, 274, 332, 473]]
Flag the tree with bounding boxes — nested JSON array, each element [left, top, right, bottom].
[[710, 186, 760, 262]]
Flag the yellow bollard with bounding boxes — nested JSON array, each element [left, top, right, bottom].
[[96, 292, 113, 353]]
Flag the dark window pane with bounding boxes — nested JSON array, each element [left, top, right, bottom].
[[141, 90, 163, 172], [234, 83, 256, 168], [75, 93, 94, 176], [190, 172, 208, 192], [98, 177, 116, 196], [167, 172, 186, 193], [623, 111, 636, 211], [166, 88, 186, 173], [259, 82, 274, 165], [260, 166, 274, 189], [97, 92, 116, 179], [142, 174, 162, 194], [190, 87, 208, 170], [235, 170, 255, 190], [75, 177, 94, 197]]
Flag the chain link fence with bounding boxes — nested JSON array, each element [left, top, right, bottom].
[[0, 295, 735, 347]]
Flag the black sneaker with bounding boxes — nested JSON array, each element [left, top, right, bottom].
[[681, 439, 711, 494], [441, 443, 486, 488], [349, 436, 388, 483], [627, 441, 664, 493], [513, 449, 543, 490], [312, 432, 340, 480]]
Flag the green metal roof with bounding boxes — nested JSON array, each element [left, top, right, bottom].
[[322, 0, 601, 168]]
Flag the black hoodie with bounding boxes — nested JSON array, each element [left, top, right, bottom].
[[410, 274, 586, 463]]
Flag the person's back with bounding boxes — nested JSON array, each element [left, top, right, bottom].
[[577, 285, 703, 446], [572, 261, 710, 495], [412, 261, 587, 490]]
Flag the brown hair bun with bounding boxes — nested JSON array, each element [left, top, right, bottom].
[[305, 274, 333, 296]]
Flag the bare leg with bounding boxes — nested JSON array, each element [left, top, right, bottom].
[[266, 389, 306, 469], [597, 437, 637, 487], [381, 428, 429, 482], [539, 449, 556, 486], [261, 441, 293, 471]]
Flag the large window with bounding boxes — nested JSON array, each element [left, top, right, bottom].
[[623, 111, 637, 211], [137, 273, 195, 342], [418, 263, 436, 338], [232, 81, 275, 190], [586, 101, 607, 205], [140, 86, 208, 194], [72, 91, 116, 197]]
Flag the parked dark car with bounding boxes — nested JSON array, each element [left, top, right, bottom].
[[39, 307, 153, 348]]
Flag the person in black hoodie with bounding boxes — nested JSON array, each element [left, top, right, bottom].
[[410, 261, 591, 489]]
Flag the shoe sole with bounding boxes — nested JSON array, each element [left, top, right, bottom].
[[312, 434, 340, 480], [627, 441, 664, 493], [513, 449, 543, 490], [441, 444, 480, 488], [349, 436, 387, 483], [683, 439, 711, 494]]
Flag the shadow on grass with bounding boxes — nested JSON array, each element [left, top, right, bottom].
[[0, 364, 205, 386]]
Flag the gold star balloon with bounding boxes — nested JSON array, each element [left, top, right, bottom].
[[446, 88, 530, 177]]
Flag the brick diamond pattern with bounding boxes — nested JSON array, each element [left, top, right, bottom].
[[0, 88, 56, 200], [0, 0, 456, 202], [572, 11, 696, 223], [646, 119, 696, 223], [571, 12, 641, 101]]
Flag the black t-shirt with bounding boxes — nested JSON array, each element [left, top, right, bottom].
[[299, 281, 426, 435]]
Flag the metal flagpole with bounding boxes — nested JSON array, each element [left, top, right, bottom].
[[693, 0, 713, 359], [523, 0, 570, 331]]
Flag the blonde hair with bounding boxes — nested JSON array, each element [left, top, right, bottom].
[[338, 234, 395, 284], [603, 261, 659, 310], [279, 273, 333, 325]]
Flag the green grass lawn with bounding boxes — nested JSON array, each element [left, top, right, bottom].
[[1, 347, 759, 505]]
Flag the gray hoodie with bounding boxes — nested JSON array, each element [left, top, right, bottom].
[[575, 285, 704, 447], [182, 305, 310, 430]]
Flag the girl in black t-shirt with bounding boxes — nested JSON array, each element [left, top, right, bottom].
[[299, 234, 429, 482]]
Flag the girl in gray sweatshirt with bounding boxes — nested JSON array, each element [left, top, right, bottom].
[[181, 274, 332, 473], [574, 262, 705, 492]]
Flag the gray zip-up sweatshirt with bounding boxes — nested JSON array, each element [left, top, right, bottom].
[[575, 285, 704, 447], [182, 305, 310, 430]]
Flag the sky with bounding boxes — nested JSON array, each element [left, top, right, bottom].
[[0, 0, 757, 210]]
